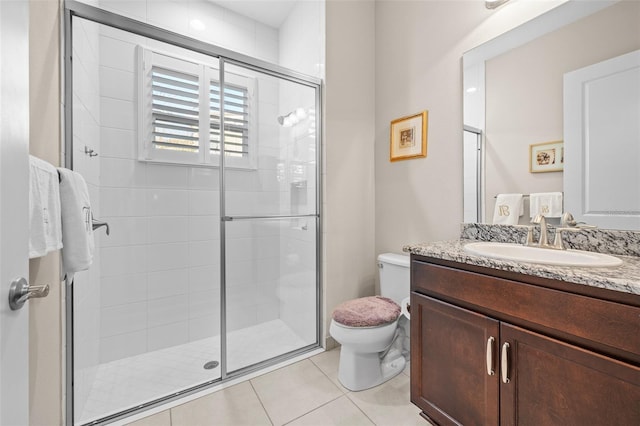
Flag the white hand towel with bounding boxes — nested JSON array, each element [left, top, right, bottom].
[[492, 193, 524, 225], [29, 156, 63, 258], [530, 192, 563, 218], [58, 168, 94, 275]]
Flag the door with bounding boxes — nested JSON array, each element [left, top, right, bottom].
[[500, 323, 640, 426], [410, 293, 500, 426], [564, 49, 640, 230], [0, 0, 30, 424], [221, 61, 320, 374]]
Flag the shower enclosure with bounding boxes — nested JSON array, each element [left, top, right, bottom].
[[65, 2, 322, 424], [463, 125, 483, 223]]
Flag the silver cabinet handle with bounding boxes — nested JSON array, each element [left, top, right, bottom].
[[501, 342, 510, 384], [486, 336, 495, 376], [8, 277, 49, 310]]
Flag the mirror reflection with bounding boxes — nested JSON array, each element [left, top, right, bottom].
[[463, 0, 640, 229]]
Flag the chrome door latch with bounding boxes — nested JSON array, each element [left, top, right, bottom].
[[8, 277, 49, 310]]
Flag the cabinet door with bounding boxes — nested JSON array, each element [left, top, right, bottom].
[[500, 323, 640, 426], [411, 293, 500, 426]]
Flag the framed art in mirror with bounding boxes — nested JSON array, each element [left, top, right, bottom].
[[530, 140, 564, 173], [390, 111, 428, 162]]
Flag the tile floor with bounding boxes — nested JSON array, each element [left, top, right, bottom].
[[126, 348, 430, 426]]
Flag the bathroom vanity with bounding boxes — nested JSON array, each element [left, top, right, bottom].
[[405, 234, 640, 425]]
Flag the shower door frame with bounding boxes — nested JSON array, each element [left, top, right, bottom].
[[63, 1, 323, 424]]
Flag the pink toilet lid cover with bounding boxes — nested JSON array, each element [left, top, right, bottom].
[[332, 296, 401, 327]]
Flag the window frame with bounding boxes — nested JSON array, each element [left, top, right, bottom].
[[137, 46, 257, 170]]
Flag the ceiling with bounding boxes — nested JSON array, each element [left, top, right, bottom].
[[212, 0, 298, 28]]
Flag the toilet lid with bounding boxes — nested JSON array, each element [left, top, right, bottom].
[[332, 296, 401, 327]]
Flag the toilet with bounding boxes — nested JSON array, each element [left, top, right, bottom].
[[329, 253, 410, 391]]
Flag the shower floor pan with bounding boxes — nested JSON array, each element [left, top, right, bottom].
[[77, 319, 308, 424]]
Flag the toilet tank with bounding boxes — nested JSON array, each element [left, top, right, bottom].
[[377, 253, 410, 305]]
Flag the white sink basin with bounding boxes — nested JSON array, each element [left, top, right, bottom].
[[463, 242, 622, 267]]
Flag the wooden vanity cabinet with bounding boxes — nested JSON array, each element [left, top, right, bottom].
[[411, 294, 499, 425], [410, 255, 640, 426]]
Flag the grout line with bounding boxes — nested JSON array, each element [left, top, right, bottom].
[[308, 348, 348, 394], [250, 357, 345, 426], [345, 393, 377, 426], [249, 380, 275, 426], [281, 394, 345, 426], [99, 62, 136, 73]]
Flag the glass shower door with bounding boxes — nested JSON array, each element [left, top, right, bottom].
[[220, 62, 319, 373], [463, 127, 483, 223], [68, 5, 322, 422], [70, 18, 225, 424]]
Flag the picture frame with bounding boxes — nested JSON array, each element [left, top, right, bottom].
[[390, 111, 428, 162], [529, 140, 564, 173]]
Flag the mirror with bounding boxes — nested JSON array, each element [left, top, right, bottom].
[[463, 0, 640, 229]]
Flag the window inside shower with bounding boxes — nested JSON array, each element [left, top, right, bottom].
[[67, 2, 322, 424], [137, 46, 258, 168]]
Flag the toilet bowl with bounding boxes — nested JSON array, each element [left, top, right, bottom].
[[329, 253, 410, 391]]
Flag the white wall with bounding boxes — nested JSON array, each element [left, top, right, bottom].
[[374, 0, 567, 258], [28, 1, 64, 424], [323, 0, 376, 343], [280, 0, 325, 78], [98, 0, 280, 63]]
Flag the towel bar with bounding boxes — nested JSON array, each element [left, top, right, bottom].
[[493, 192, 564, 199], [494, 194, 531, 199]]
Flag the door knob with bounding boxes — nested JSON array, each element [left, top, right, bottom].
[[8, 277, 49, 310]]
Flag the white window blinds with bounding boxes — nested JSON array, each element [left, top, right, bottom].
[[151, 66, 200, 153], [210, 82, 249, 158], [138, 47, 256, 168]]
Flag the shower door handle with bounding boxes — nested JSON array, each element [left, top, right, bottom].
[[8, 277, 50, 310]]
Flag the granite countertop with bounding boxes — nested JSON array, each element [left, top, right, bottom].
[[403, 239, 640, 296]]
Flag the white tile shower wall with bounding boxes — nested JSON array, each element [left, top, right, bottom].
[[279, 0, 325, 79], [71, 16, 102, 418], [276, 1, 324, 343], [278, 221, 317, 343], [96, 0, 280, 63], [94, 2, 284, 363]]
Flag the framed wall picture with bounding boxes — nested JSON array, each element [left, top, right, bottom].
[[530, 140, 564, 173], [390, 111, 428, 161]]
